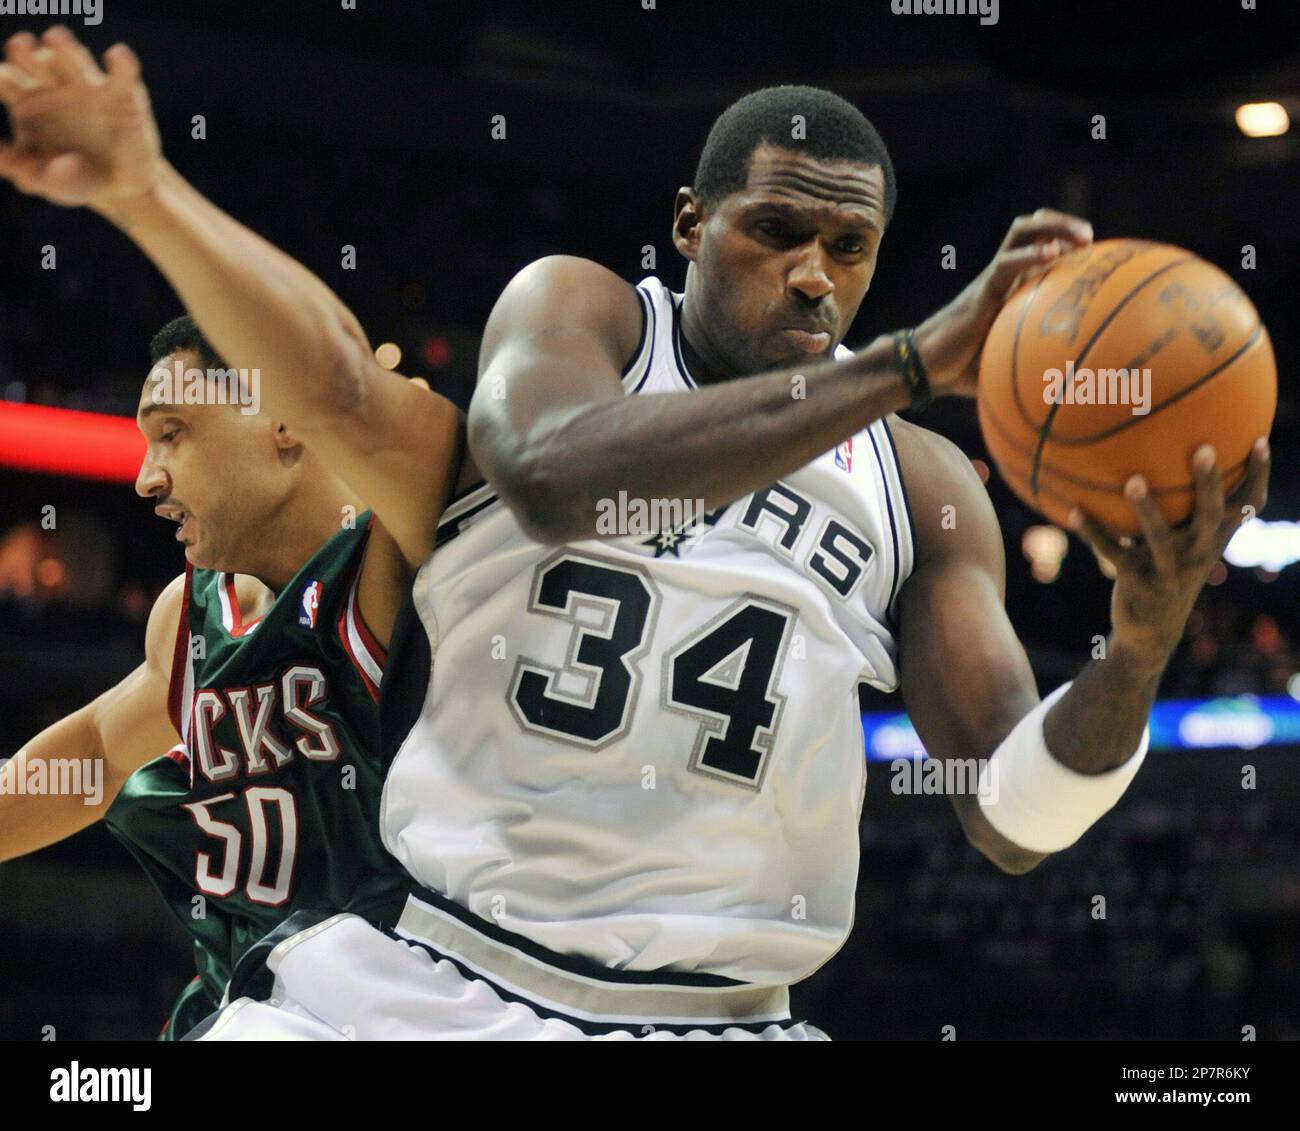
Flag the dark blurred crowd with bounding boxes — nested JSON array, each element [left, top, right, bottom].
[[1, 2, 1297, 1039]]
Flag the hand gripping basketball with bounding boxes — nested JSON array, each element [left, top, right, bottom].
[[1067, 439, 1270, 665], [910, 209, 1095, 398]]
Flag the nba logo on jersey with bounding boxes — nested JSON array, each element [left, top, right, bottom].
[[299, 580, 322, 628], [834, 438, 853, 472]]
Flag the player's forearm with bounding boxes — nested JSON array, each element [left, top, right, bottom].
[[92, 161, 374, 431], [1043, 639, 1166, 774], [0, 715, 117, 863], [486, 336, 913, 543]]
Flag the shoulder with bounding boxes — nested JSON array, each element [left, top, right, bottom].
[[482, 255, 644, 366], [144, 573, 188, 677], [886, 414, 1004, 574]]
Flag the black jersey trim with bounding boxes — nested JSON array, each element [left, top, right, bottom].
[[229, 908, 338, 1007], [447, 478, 488, 506], [628, 283, 659, 394], [620, 284, 651, 382], [404, 883, 746, 990], [669, 292, 700, 390], [866, 423, 902, 633], [434, 492, 501, 550], [390, 930, 802, 1039], [880, 414, 916, 628]]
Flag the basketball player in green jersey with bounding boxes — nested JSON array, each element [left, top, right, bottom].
[[0, 312, 461, 1038]]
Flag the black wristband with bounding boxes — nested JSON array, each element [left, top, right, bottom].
[[893, 328, 933, 411]]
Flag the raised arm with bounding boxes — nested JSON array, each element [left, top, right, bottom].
[[471, 202, 1091, 544], [0, 27, 461, 569], [0, 574, 183, 863], [470, 255, 913, 543], [892, 418, 1270, 874]]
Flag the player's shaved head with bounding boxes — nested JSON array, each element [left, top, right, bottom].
[[693, 85, 896, 222]]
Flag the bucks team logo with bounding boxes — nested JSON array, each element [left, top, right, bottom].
[[834, 438, 853, 472], [299, 580, 323, 628]]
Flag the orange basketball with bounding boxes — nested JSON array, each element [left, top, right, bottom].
[[977, 239, 1276, 535]]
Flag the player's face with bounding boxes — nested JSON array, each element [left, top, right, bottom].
[[686, 144, 887, 375], [134, 351, 291, 572]]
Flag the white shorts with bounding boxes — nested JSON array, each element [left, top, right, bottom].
[[194, 893, 828, 1041]]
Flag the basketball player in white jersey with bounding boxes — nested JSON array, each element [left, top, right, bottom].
[[1, 30, 1268, 1039]]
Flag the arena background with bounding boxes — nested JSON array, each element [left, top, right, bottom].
[[0, 0, 1297, 1040]]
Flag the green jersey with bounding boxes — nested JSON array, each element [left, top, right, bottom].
[[103, 514, 409, 1038]]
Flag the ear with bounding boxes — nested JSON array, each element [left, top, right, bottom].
[[672, 187, 706, 263]]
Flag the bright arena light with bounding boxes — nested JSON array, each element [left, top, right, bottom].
[[375, 342, 402, 370], [1022, 524, 1068, 583], [1235, 101, 1290, 138], [1224, 518, 1300, 572]]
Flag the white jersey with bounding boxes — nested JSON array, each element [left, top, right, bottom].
[[381, 276, 915, 985]]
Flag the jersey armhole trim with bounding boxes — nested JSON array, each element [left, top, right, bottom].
[[217, 573, 264, 638], [619, 283, 650, 376], [668, 292, 700, 390], [880, 415, 917, 629], [865, 423, 903, 633], [622, 283, 657, 393], [338, 517, 386, 702]]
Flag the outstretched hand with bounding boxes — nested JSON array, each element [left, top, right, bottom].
[[0, 25, 161, 209], [1068, 439, 1271, 663]]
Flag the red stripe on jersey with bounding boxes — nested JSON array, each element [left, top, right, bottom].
[[338, 593, 381, 703], [350, 587, 388, 669], [225, 574, 265, 637], [354, 514, 387, 666], [336, 516, 384, 702]]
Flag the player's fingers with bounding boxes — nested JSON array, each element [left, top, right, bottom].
[[103, 42, 142, 87], [1218, 436, 1270, 544], [409, 377, 431, 391], [0, 61, 39, 102], [1124, 475, 1177, 575], [1188, 444, 1223, 554], [43, 25, 104, 85], [1003, 210, 1092, 252], [988, 242, 1066, 299], [1000, 255, 1062, 302], [1067, 506, 1126, 570], [15, 43, 59, 87], [4, 30, 39, 70]]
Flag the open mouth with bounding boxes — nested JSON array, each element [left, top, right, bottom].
[[157, 505, 192, 542]]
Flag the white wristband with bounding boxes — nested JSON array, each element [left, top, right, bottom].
[[976, 681, 1148, 853]]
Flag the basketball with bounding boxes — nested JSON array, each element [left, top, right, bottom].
[[977, 239, 1277, 534]]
